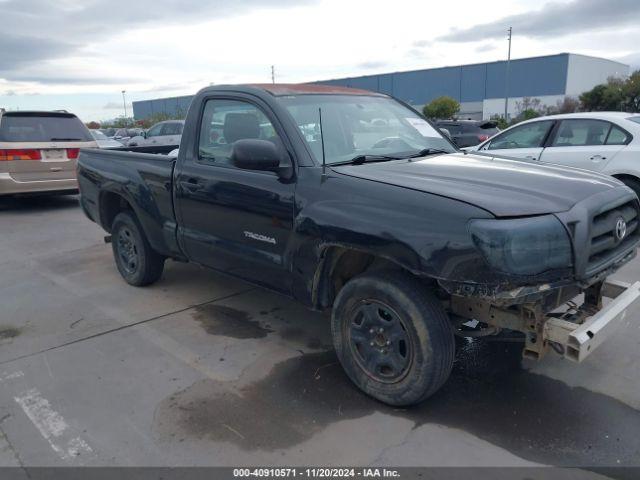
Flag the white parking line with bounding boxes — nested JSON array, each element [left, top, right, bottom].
[[14, 388, 93, 461]]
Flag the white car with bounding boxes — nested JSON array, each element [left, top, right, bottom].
[[468, 112, 640, 197], [127, 120, 184, 147], [90, 129, 124, 149]]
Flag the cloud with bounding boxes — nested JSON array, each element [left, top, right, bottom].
[[103, 102, 130, 110], [412, 40, 431, 48], [0, 32, 78, 70], [619, 52, 640, 71], [439, 0, 640, 43], [475, 43, 497, 53], [0, 0, 317, 86], [8, 74, 144, 85], [356, 61, 388, 70]]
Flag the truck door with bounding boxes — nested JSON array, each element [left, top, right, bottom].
[[174, 96, 295, 294]]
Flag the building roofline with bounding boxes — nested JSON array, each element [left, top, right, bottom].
[[315, 52, 629, 84]]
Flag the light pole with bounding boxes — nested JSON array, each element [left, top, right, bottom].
[[121, 90, 127, 123], [504, 27, 512, 121], [271, 65, 275, 84]]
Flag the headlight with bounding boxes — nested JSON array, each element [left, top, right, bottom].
[[469, 215, 572, 275]]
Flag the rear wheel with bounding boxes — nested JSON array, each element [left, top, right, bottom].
[[331, 270, 455, 406], [111, 211, 164, 286]]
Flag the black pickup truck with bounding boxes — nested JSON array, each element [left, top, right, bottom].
[[78, 84, 640, 406]]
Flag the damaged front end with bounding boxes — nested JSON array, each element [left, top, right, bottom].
[[441, 191, 640, 362], [445, 277, 640, 362]]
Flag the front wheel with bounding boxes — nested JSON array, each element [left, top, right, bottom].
[[331, 271, 455, 406], [111, 211, 165, 286]]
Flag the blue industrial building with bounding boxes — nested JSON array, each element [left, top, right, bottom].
[[132, 53, 629, 121]]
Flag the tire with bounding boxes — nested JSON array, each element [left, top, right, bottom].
[[620, 177, 640, 200], [331, 270, 455, 406], [111, 211, 164, 286]]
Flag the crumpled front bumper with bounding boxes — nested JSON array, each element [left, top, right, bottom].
[[544, 280, 640, 362]]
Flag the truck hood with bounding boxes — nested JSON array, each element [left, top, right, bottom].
[[331, 152, 624, 217]]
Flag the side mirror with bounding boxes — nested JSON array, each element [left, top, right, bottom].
[[231, 139, 283, 171], [141, 131, 148, 139]]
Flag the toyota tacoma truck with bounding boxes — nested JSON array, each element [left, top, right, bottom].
[[78, 84, 640, 406]]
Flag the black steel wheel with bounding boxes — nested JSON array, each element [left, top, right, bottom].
[[348, 300, 412, 383], [111, 211, 165, 286], [116, 226, 139, 275], [332, 270, 455, 406]]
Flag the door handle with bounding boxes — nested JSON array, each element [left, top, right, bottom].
[[525, 155, 538, 160], [590, 155, 606, 161], [180, 180, 203, 192]]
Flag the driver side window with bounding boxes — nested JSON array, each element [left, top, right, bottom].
[[487, 120, 554, 150], [198, 98, 280, 166], [147, 123, 163, 138]]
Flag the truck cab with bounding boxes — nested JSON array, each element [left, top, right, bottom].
[[78, 84, 640, 406]]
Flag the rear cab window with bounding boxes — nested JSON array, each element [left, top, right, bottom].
[[0, 112, 93, 143]]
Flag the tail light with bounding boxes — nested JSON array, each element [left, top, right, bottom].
[[0, 149, 42, 161], [477, 134, 489, 142], [66, 148, 80, 159]]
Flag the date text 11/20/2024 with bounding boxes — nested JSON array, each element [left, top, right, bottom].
[[233, 468, 400, 478]]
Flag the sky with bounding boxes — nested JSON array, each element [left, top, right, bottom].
[[1, 0, 639, 122]]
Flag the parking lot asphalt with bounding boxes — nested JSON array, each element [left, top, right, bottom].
[[0, 195, 639, 471]]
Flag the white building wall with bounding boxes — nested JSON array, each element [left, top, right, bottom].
[[565, 54, 629, 96], [482, 95, 565, 120]]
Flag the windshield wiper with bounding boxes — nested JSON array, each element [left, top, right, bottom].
[[330, 154, 402, 166], [403, 148, 451, 159], [50, 137, 83, 141]]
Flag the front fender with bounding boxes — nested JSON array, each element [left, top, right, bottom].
[[288, 169, 493, 306]]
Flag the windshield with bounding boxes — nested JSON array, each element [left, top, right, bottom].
[[0, 112, 93, 142], [627, 116, 640, 125], [91, 130, 108, 140], [279, 95, 456, 164]]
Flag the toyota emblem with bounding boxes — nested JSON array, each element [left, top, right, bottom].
[[615, 217, 627, 241]]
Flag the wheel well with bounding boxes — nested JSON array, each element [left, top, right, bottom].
[[100, 192, 133, 233], [612, 174, 640, 185], [315, 247, 420, 310]]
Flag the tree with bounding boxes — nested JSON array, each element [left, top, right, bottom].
[[513, 97, 545, 123], [85, 121, 100, 129], [548, 96, 580, 115], [579, 77, 625, 111], [622, 70, 640, 112], [422, 96, 460, 119], [489, 114, 509, 130]]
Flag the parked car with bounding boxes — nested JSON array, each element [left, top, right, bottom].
[[100, 127, 117, 138], [126, 120, 184, 147], [0, 110, 97, 195], [90, 129, 124, 149], [78, 84, 640, 406], [436, 119, 499, 147], [467, 112, 640, 197], [113, 128, 144, 145]]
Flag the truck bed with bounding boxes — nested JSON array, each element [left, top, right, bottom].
[[77, 148, 182, 258]]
